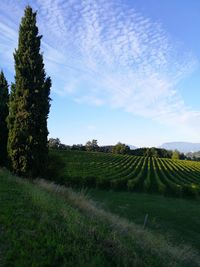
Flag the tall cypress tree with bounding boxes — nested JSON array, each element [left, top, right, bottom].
[[0, 71, 9, 166], [7, 6, 51, 177]]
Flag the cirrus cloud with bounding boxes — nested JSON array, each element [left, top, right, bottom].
[[0, 0, 199, 137]]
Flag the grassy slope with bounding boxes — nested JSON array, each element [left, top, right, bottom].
[[1, 168, 199, 267], [87, 189, 200, 250], [0, 170, 112, 267]]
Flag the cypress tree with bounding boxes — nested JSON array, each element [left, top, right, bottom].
[[0, 71, 9, 166], [7, 6, 51, 177]]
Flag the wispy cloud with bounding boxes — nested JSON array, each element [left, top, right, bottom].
[[0, 0, 199, 136]]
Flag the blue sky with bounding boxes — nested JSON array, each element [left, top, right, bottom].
[[0, 0, 200, 147]]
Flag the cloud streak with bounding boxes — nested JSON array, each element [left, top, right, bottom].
[[0, 0, 199, 136]]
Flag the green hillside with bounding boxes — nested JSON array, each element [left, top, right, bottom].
[[48, 150, 200, 197], [2, 169, 200, 267]]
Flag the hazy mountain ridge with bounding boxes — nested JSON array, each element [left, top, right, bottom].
[[128, 145, 137, 150], [160, 142, 200, 153]]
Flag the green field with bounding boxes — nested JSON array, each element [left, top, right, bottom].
[[48, 150, 200, 197], [1, 168, 199, 267], [88, 189, 200, 251]]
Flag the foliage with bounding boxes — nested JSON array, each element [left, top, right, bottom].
[[172, 150, 180, 160], [48, 138, 61, 149], [0, 71, 9, 166], [49, 142, 186, 160], [98, 145, 113, 153], [85, 139, 99, 151], [7, 6, 51, 178], [48, 138, 71, 150], [131, 147, 173, 158], [71, 144, 86, 151], [112, 142, 130, 154], [48, 150, 200, 198]]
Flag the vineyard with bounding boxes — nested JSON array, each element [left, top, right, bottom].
[[49, 150, 200, 197]]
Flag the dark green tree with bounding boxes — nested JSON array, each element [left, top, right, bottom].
[[85, 139, 99, 152], [0, 71, 9, 166], [112, 142, 130, 154], [7, 6, 51, 177], [172, 150, 180, 160], [48, 138, 61, 149]]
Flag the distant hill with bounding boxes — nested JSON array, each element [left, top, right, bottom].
[[160, 142, 200, 153]]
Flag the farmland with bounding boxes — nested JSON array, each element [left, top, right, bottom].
[[48, 150, 200, 197]]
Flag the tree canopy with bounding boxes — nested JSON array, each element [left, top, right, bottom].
[[7, 6, 51, 177], [112, 142, 130, 154], [85, 139, 99, 152], [0, 71, 9, 166], [172, 150, 180, 160]]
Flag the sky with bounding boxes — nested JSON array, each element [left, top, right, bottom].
[[0, 0, 200, 147]]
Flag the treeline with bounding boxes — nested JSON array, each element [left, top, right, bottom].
[[49, 138, 113, 152], [49, 138, 187, 160], [130, 147, 186, 159], [0, 6, 51, 178]]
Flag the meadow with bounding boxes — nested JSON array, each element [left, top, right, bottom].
[[88, 189, 200, 251], [0, 168, 200, 267]]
